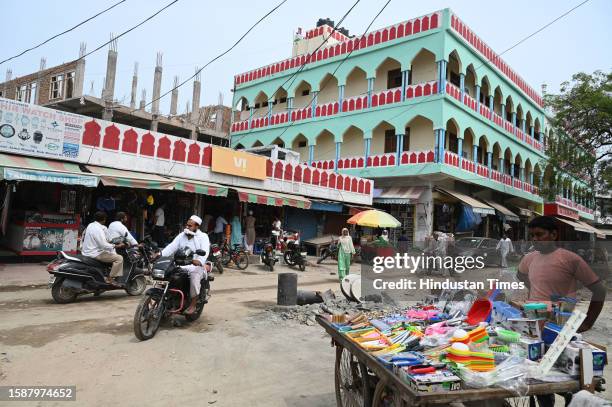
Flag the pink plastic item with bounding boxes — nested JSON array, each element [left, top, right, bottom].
[[407, 309, 439, 320]]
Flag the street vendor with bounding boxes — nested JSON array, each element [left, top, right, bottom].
[[517, 216, 606, 332]]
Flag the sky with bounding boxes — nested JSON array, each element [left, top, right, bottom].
[[1, 0, 611, 114]]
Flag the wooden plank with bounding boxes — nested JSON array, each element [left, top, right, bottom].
[[317, 316, 587, 406]]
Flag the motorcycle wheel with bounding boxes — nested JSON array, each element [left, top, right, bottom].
[[234, 251, 249, 270], [284, 251, 296, 266], [51, 278, 78, 304], [215, 261, 224, 274], [298, 263, 306, 272], [268, 262, 274, 272], [316, 249, 329, 264], [126, 275, 147, 296], [133, 294, 164, 341], [185, 287, 207, 322]]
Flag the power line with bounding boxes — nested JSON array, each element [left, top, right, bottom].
[[0, 0, 127, 66], [135, 0, 289, 114], [233, 0, 391, 147]]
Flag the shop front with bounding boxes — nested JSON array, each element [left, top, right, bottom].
[[373, 187, 424, 245], [433, 188, 495, 238]]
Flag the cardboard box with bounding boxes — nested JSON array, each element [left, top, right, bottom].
[[396, 367, 462, 392], [519, 338, 544, 361], [556, 341, 607, 377]]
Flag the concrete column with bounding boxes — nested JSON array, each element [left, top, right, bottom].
[[170, 75, 179, 115], [511, 164, 515, 179], [436, 60, 447, 94], [334, 142, 341, 172], [499, 158, 505, 174], [287, 97, 294, 113], [438, 129, 446, 163], [401, 70, 410, 101], [520, 167, 525, 182], [511, 112, 517, 127], [396, 133, 404, 166], [539, 174, 544, 190], [530, 172, 534, 185], [367, 78, 374, 108], [472, 145, 478, 164], [73, 42, 86, 98], [364, 138, 371, 167], [501, 104, 506, 121], [130, 62, 138, 109], [530, 126, 534, 138], [434, 130, 439, 163], [248, 107, 254, 128], [487, 152, 492, 177], [475, 85, 481, 111], [488, 95, 494, 115], [139, 89, 146, 110], [151, 52, 163, 115], [459, 73, 465, 100], [308, 145, 314, 165], [35, 58, 45, 104], [311, 91, 318, 117], [521, 120, 526, 133], [458, 138, 463, 166], [103, 36, 118, 103], [267, 100, 273, 122], [338, 85, 345, 112], [191, 68, 201, 123], [150, 115, 158, 132]]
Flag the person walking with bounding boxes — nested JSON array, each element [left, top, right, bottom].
[[337, 228, 355, 281], [245, 210, 256, 254], [230, 215, 242, 248], [496, 233, 514, 268]]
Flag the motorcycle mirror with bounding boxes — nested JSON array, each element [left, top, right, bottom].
[[195, 249, 207, 256]]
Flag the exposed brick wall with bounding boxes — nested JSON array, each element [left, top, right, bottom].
[[0, 60, 80, 104]]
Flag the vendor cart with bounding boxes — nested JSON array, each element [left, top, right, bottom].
[[317, 316, 601, 407]]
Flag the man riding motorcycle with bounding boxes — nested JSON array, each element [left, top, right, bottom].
[[81, 211, 126, 286], [160, 215, 210, 314]]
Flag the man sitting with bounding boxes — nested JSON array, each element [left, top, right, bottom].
[[108, 212, 138, 246], [81, 211, 126, 286], [161, 215, 210, 314]]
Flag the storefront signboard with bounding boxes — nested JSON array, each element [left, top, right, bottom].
[[211, 146, 267, 180], [544, 203, 579, 220], [0, 97, 84, 161]]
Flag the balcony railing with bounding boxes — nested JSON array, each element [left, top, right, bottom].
[[555, 195, 594, 215]]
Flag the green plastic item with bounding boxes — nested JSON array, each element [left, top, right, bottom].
[[523, 303, 547, 311], [496, 328, 521, 343]]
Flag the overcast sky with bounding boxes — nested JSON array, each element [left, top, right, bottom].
[[2, 0, 610, 113]]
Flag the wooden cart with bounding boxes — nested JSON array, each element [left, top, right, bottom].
[[317, 316, 599, 407]]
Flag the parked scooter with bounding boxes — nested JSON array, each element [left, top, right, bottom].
[[133, 247, 213, 341], [283, 240, 307, 271], [259, 239, 279, 271], [47, 235, 156, 303]]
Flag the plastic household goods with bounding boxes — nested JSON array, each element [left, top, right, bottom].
[[495, 328, 520, 343], [466, 299, 492, 325]]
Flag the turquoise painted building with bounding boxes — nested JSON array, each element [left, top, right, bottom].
[[230, 8, 595, 242]]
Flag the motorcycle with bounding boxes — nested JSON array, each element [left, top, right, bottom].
[[46, 234, 155, 304], [283, 240, 307, 271], [133, 247, 213, 341], [259, 239, 279, 271], [317, 239, 338, 264], [209, 244, 224, 274]]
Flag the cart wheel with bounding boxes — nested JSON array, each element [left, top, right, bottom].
[[335, 346, 366, 407], [372, 381, 403, 407]]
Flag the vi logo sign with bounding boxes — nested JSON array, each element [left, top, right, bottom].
[[233, 156, 247, 173], [211, 146, 267, 179]]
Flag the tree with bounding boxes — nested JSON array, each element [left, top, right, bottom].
[[544, 70, 612, 207]]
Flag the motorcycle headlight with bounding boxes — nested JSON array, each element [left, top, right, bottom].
[[152, 268, 165, 279]]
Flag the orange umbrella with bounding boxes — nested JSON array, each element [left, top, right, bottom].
[[347, 209, 401, 228]]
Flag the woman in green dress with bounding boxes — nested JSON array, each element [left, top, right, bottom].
[[337, 228, 355, 281]]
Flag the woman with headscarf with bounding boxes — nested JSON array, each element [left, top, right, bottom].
[[337, 228, 355, 281], [230, 215, 242, 248], [245, 210, 256, 253]]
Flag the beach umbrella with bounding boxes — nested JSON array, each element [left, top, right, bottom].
[[346, 209, 401, 228]]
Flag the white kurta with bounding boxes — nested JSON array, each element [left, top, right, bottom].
[[162, 231, 210, 296], [496, 238, 514, 267]]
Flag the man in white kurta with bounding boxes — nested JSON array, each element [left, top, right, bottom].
[[161, 215, 210, 314], [496, 234, 514, 268]]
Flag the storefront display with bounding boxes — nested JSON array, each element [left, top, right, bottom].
[[6, 211, 79, 255]]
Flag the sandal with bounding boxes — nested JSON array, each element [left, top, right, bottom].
[[105, 278, 121, 287]]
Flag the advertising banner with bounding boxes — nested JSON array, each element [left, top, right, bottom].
[[211, 146, 267, 180], [0, 97, 84, 161]]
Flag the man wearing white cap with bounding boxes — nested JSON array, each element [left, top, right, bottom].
[[161, 215, 210, 314]]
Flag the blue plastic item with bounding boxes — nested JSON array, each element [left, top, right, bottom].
[[542, 322, 562, 345]]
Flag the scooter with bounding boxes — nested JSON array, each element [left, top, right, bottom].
[[47, 235, 155, 303]]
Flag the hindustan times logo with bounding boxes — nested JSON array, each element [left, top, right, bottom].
[[372, 254, 486, 274]]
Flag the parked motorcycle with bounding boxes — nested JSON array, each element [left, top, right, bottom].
[[220, 242, 249, 270], [260, 240, 279, 271], [316, 239, 338, 264], [209, 244, 224, 274], [47, 235, 155, 304], [283, 241, 307, 271], [133, 247, 213, 341]]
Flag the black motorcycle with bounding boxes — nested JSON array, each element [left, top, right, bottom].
[[283, 241, 307, 271], [209, 244, 224, 274], [46, 235, 155, 303], [259, 239, 279, 271], [316, 240, 338, 264], [133, 247, 213, 341]]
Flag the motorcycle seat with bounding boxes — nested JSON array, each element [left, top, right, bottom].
[[73, 255, 111, 269]]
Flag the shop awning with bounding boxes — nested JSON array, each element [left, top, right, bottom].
[[374, 186, 424, 204], [346, 205, 373, 215], [482, 200, 520, 222], [573, 220, 607, 239], [233, 187, 311, 209], [170, 178, 228, 197], [85, 165, 175, 190], [0, 153, 98, 187], [515, 206, 536, 218], [555, 217, 593, 234], [599, 229, 612, 237], [436, 188, 495, 215], [310, 200, 343, 213]]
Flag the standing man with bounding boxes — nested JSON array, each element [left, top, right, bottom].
[[271, 215, 282, 249], [496, 233, 514, 268], [108, 212, 138, 246], [245, 210, 256, 254], [161, 215, 210, 314], [518, 216, 606, 333], [213, 214, 227, 245], [153, 203, 166, 247], [81, 211, 126, 286]]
